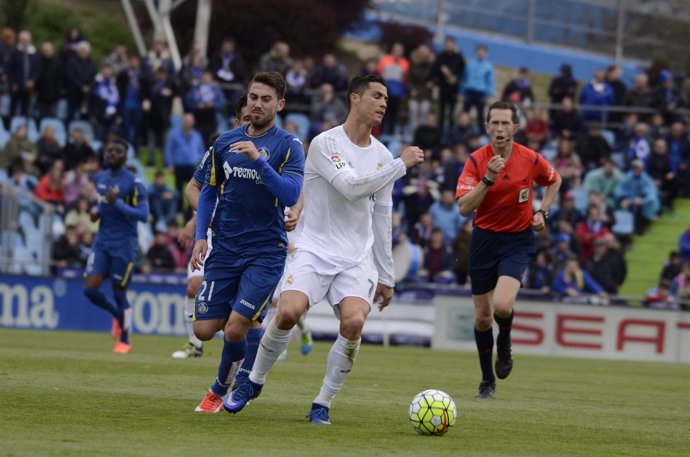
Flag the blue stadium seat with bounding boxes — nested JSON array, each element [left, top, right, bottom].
[[601, 129, 616, 148], [610, 151, 626, 170], [68, 120, 95, 142], [39, 117, 67, 147], [570, 187, 589, 213], [0, 127, 10, 149], [55, 98, 68, 120], [10, 116, 39, 142], [611, 209, 635, 236], [285, 113, 310, 141], [0, 95, 9, 118]]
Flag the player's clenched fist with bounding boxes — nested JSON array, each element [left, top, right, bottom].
[[191, 239, 208, 271], [400, 146, 425, 168]]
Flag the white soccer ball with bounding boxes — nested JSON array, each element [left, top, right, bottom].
[[408, 389, 457, 436]]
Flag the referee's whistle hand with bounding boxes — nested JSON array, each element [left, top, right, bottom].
[[191, 240, 208, 271], [400, 146, 425, 168]]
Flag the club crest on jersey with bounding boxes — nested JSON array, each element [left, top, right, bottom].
[[518, 188, 530, 203], [197, 302, 208, 314], [258, 146, 270, 161], [376, 162, 383, 170], [286, 275, 293, 285], [330, 153, 347, 170]]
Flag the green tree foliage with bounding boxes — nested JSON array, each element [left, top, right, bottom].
[[171, 0, 371, 62], [0, 0, 33, 31]]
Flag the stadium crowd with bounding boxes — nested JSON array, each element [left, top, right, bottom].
[[1, 26, 689, 307]]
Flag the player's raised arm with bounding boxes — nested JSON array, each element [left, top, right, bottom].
[[313, 136, 423, 202]]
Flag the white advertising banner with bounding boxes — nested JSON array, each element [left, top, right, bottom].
[[433, 296, 690, 364]]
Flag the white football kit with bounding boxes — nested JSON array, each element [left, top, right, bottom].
[[280, 125, 407, 311]]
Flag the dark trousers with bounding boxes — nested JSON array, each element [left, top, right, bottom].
[[463, 90, 486, 134], [174, 165, 196, 214], [10, 89, 32, 117], [438, 91, 457, 133]]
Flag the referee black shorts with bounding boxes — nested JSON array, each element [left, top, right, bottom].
[[469, 226, 535, 295]]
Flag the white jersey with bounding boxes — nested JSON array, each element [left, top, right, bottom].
[[296, 125, 406, 281]]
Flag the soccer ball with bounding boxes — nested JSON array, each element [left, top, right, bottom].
[[408, 389, 457, 436]]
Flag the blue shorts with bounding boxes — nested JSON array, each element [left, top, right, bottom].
[[194, 250, 286, 322], [85, 240, 137, 288], [469, 227, 535, 295]]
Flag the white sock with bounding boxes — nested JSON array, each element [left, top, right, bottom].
[[313, 333, 360, 408], [249, 318, 292, 385], [185, 298, 203, 348]]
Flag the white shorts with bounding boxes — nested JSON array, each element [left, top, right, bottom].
[[278, 249, 378, 315], [186, 229, 213, 280]]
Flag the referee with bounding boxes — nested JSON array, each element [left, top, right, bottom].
[[456, 101, 562, 398]]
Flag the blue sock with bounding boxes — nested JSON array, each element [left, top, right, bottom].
[[235, 327, 264, 386], [113, 291, 130, 344], [211, 339, 247, 397], [84, 288, 118, 316]]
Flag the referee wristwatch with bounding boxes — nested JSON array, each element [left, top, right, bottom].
[[481, 176, 494, 187], [535, 209, 549, 221]]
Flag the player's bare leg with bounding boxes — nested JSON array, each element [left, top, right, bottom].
[[309, 297, 369, 424]]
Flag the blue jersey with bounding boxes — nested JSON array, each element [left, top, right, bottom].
[[93, 168, 149, 250], [204, 124, 304, 254], [193, 146, 213, 185]]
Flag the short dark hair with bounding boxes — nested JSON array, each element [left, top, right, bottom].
[[235, 94, 248, 119], [107, 135, 129, 152], [486, 101, 519, 125], [249, 71, 286, 99], [346, 73, 387, 110]]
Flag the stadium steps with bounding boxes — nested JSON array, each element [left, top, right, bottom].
[[619, 198, 690, 297]]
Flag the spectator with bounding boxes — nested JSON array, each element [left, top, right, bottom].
[[378, 42, 409, 135], [59, 27, 85, 65], [90, 63, 120, 142], [410, 212, 434, 248], [147, 229, 176, 272], [550, 97, 583, 140], [360, 57, 378, 75], [149, 170, 179, 231], [439, 145, 465, 191], [309, 52, 349, 92], [670, 261, 690, 305], [527, 250, 554, 293], [502, 66, 533, 106], [452, 218, 473, 285], [661, 251, 683, 281], [615, 159, 659, 234], [680, 228, 690, 262], [445, 111, 478, 149], [551, 192, 581, 229], [431, 36, 465, 133], [462, 44, 495, 131], [185, 69, 226, 145], [423, 227, 455, 282], [0, 27, 17, 83], [66, 40, 97, 122], [36, 125, 63, 175], [285, 59, 309, 109], [665, 121, 690, 197], [583, 157, 624, 207], [103, 43, 129, 76], [6, 30, 39, 117], [587, 191, 615, 229], [0, 124, 39, 176], [33, 159, 65, 210], [628, 122, 651, 163], [309, 82, 347, 137], [145, 40, 175, 78], [117, 54, 150, 152], [429, 188, 465, 244], [644, 278, 675, 309], [52, 224, 83, 268], [164, 113, 205, 212], [578, 69, 614, 123], [62, 128, 95, 171], [209, 37, 248, 108], [64, 196, 98, 235], [406, 44, 434, 133], [35, 41, 62, 119], [62, 161, 90, 207], [548, 64, 577, 114], [605, 65, 627, 127], [575, 205, 611, 263], [646, 138, 678, 210], [146, 67, 175, 163], [179, 51, 206, 94], [523, 107, 549, 148], [659, 70, 682, 125], [625, 72, 663, 122], [412, 112, 442, 154], [575, 124, 612, 172], [551, 232, 575, 271], [552, 138, 582, 195], [259, 41, 292, 76], [585, 235, 626, 294], [552, 255, 607, 299]]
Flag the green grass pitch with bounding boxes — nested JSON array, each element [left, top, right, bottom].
[[1, 329, 689, 457]]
